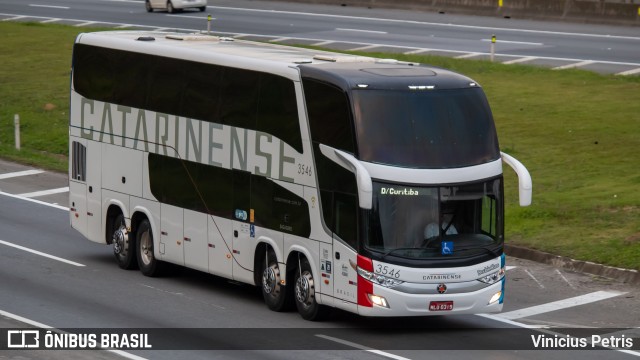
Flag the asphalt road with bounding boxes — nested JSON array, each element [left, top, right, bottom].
[[1, 0, 640, 74], [0, 162, 639, 360]]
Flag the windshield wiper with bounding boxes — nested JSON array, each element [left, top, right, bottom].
[[380, 247, 420, 261], [455, 245, 500, 258]]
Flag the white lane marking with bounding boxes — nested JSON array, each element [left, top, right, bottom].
[[0, 190, 68, 211], [503, 56, 538, 65], [29, 4, 70, 10], [167, 14, 213, 20], [476, 314, 546, 328], [0, 309, 149, 360], [497, 290, 626, 320], [202, 5, 640, 41], [552, 60, 595, 70], [316, 334, 411, 360], [555, 269, 577, 290], [0, 169, 44, 180], [40, 18, 60, 23], [2, 15, 26, 21], [336, 28, 388, 34], [0, 239, 85, 267], [403, 48, 430, 55], [349, 44, 380, 51], [616, 67, 640, 76], [524, 268, 545, 289], [481, 39, 544, 46], [75, 21, 97, 27], [455, 52, 482, 59], [141, 284, 184, 296], [506, 265, 517, 271], [312, 40, 335, 46], [18, 187, 69, 198], [270, 37, 291, 42]]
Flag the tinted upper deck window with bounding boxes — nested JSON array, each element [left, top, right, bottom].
[[73, 44, 302, 153], [352, 87, 500, 168]]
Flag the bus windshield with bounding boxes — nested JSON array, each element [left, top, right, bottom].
[[352, 87, 500, 169], [364, 178, 503, 260]]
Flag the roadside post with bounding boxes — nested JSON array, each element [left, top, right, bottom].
[[490, 34, 496, 62], [207, 14, 212, 35], [14, 114, 20, 151]]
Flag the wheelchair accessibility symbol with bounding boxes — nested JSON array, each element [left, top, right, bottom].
[[441, 241, 453, 255]]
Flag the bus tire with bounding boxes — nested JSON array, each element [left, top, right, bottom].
[[294, 257, 329, 321], [261, 249, 292, 312], [112, 214, 137, 270], [136, 219, 164, 277], [145, 0, 153, 12], [167, 1, 175, 13]]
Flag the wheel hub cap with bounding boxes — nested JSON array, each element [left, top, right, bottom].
[[113, 226, 127, 255], [262, 266, 278, 295], [295, 273, 312, 306]]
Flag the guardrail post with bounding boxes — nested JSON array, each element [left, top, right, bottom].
[[207, 14, 212, 35], [14, 114, 21, 151]]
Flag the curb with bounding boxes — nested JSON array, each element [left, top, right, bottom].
[[505, 244, 640, 286]]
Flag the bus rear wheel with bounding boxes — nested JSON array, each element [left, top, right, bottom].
[[294, 257, 328, 321], [136, 219, 164, 276], [261, 249, 291, 311], [112, 214, 136, 270]]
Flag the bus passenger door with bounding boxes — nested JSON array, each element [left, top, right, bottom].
[[159, 203, 184, 266], [333, 239, 358, 311]]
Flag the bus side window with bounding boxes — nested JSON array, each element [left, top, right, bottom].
[[303, 78, 355, 154], [256, 74, 302, 153]]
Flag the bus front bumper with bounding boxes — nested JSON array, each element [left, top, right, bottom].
[[357, 279, 504, 317]]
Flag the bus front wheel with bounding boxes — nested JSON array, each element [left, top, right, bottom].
[[294, 257, 328, 321]]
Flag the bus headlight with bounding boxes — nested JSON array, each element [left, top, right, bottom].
[[489, 291, 502, 305], [477, 267, 505, 285], [356, 266, 404, 288], [367, 294, 390, 308]]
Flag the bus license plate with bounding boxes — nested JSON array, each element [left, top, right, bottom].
[[429, 301, 453, 311]]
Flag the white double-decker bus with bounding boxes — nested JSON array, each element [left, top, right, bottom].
[[69, 31, 532, 320]]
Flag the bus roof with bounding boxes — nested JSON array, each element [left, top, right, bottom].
[[76, 31, 478, 88]]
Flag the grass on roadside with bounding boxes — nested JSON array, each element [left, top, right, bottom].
[[0, 22, 639, 269]]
